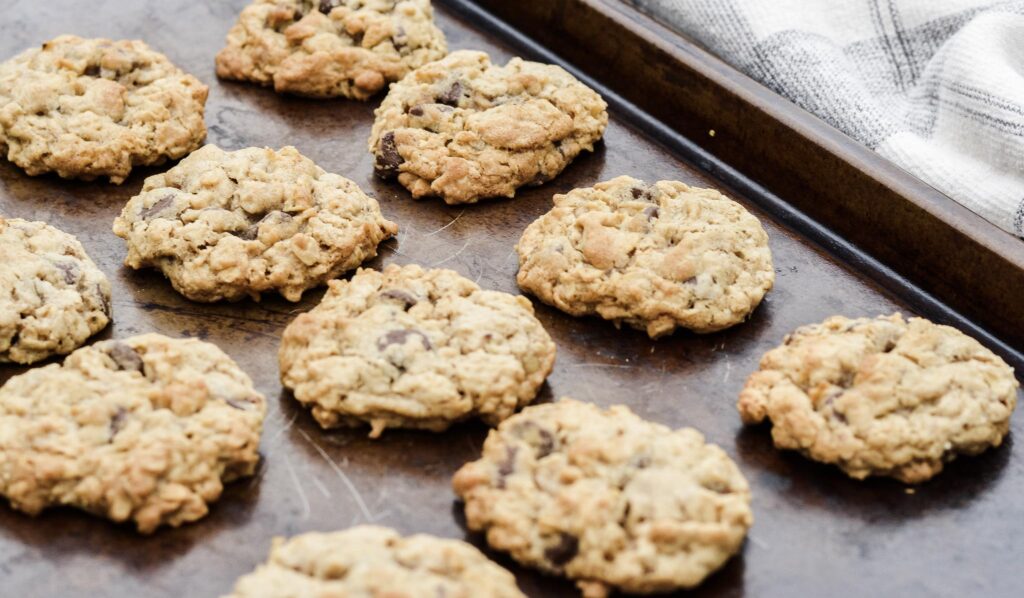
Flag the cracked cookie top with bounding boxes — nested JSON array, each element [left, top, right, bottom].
[[0, 218, 111, 364], [516, 175, 774, 337], [738, 314, 1019, 483], [216, 0, 447, 99], [453, 399, 753, 597], [0, 334, 266, 533], [368, 50, 608, 204], [223, 525, 526, 598], [279, 264, 556, 437], [0, 35, 208, 183], [112, 144, 397, 303]]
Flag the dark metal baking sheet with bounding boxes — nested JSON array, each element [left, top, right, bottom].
[[0, 1, 1021, 597]]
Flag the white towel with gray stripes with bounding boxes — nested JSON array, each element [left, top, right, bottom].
[[629, 0, 1024, 239]]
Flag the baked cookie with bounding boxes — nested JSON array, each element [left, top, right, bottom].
[[279, 264, 555, 437], [453, 399, 753, 597], [0, 334, 266, 533], [0, 35, 207, 183], [516, 176, 774, 337], [368, 50, 608, 204], [738, 314, 1019, 483], [112, 145, 397, 303], [223, 526, 525, 598], [216, 0, 447, 99], [0, 218, 111, 364]]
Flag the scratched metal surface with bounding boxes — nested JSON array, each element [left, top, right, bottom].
[[0, 1, 1022, 597]]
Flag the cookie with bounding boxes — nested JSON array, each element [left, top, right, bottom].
[[112, 145, 398, 303], [0, 35, 208, 183], [0, 218, 111, 364], [516, 176, 774, 337], [223, 525, 525, 598], [368, 50, 608, 204], [738, 314, 1019, 483], [216, 0, 447, 100], [0, 334, 266, 533], [279, 264, 556, 437], [453, 399, 753, 597]]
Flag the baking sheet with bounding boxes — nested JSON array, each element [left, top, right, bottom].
[[0, 1, 1021, 596]]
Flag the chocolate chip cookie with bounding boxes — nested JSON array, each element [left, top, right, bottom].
[[279, 264, 556, 437], [223, 525, 526, 598], [453, 399, 753, 597], [0, 218, 111, 364], [368, 50, 608, 204], [738, 314, 1019, 483], [112, 144, 397, 303], [216, 0, 447, 99], [0, 35, 207, 183], [0, 334, 266, 533], [516, 176, 774, 337]]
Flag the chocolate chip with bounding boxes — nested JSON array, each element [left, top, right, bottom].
[[234, 211, 293, 241], [319, 0, 340, 14], [511, 421, 556, 459], [544, 533, 579, 566], [140, 194, 175, 220], [293, 9, 303, 21], [883, 338, 897, 353], [703, 479, 730, 494], [84, 64, 100, 77], [642, 206, 659, 221], [235, 224, 259, 241], [54, 261, 79, 285], [392, 26, 408, 50], [630, 187, 645, 199], [109, 407, 127, 441], [376, 329, 432, 352], [436, 81, 463, 107], [379, 289, 419, 310], [409, 105, 424, 117], [98, 284, 111, 315], [105, 342, 144, 373], [375, 132, 404, 178], [496, 445, 519, 489]]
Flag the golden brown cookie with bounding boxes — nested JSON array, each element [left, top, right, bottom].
[[454, 399, 753, 596], [738, 314, 1019, 483]]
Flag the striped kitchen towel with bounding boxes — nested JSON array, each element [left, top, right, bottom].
[[628, 0, 1024, 239]]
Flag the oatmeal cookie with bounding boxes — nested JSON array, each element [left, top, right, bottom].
[[279, 264, 555, 437], [0, 217, 111, 364], [0, 35, 207, 183], [738, 314, 1019, 483], [223, 526, 525, 598], [0, 334, 266, 533], [112, 144, 397, 302], [453, 399, 753, 597], [516, 176, 774, 337], [368, 50, 608, 204], [216, 0, 447, 99]]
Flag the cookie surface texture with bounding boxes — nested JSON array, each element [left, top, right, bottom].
[[0, 35, 208, 183], [223, 525, 526, 598], [279, 264, 556, 437], [453, 399, 753, 597], [0, 334, 267, 533], [738, 314, 1020, 483], [368, 50, 608, 204], [216, 0, 447, 99], [113, 144, 397, 302], [0, 217, 111, 364], [516, 175, 774, 337]]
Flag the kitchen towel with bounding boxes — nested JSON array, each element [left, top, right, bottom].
[[629, 0, 1024, 239]]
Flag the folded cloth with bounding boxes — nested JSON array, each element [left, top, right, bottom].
[[629, 0, 1024, 239]]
